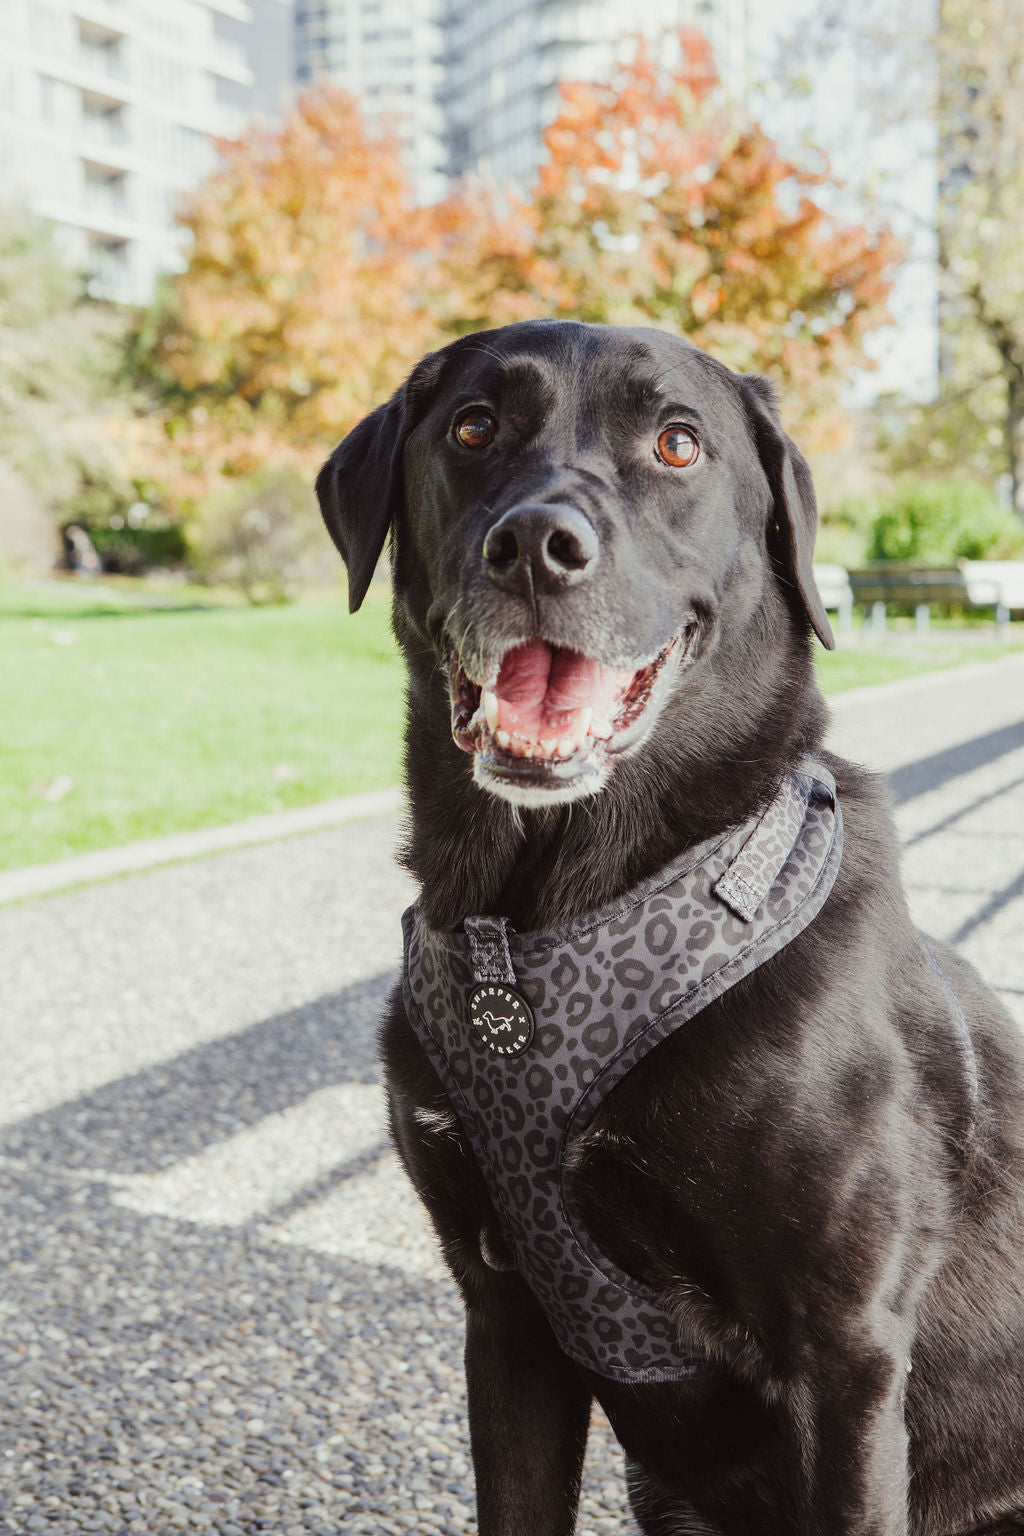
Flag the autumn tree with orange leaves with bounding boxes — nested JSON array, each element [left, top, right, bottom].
[[133, 35, 901, 517], [130, 90, 436, 509], [445, 30, 902, 447]]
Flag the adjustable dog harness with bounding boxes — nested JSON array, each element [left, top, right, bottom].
[[402, 761, 844, 1382]]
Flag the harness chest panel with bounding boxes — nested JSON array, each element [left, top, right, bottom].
[[402, 765, 843, 1382]]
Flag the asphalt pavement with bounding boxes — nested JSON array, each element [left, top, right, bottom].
[[2, 653, 1022, 1536]]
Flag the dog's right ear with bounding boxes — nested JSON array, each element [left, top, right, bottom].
[[316, 387, 409, 614]]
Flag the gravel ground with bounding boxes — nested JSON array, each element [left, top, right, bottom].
[[2, 657, 1022, 1535]]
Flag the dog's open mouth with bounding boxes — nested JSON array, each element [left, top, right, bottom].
[[449, 631, 690, 803]]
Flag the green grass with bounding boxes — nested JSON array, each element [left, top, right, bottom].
[[816, 629, 1024, 693], [1, 580, 404, 870], [2, 578, 1022, 872]]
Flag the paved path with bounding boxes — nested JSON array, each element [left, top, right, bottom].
[[1, 657, 1022, 1535]]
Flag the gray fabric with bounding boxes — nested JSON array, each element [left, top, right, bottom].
[[464, 914, 517, 985], [714, 771, 812, 921], [402, 762, 843, 1382]]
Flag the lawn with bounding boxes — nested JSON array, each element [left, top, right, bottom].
[[2, 578, 1022, 871], [1, 580, 403, 870]]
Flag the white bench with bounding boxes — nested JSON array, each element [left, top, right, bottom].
[[812, 564, 854, 640], [960, 561, 1024, 633]]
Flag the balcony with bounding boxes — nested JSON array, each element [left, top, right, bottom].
[[82, 172, 134, 236], [80, 107, 131, 169], [86, 235, 134, 302], [81, 144, 134, 177], [202, 0, 254, 23], [77, 39, 128, 84], [71, 0, 130, 42], [210, 34, 253, 84]]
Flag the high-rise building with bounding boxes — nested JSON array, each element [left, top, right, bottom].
[[294, 0, 447, 202], [444, 0, 748, 191], [296, 0, 746, 202], [218, 0, 294, 121], [0, 0, 291, 304]]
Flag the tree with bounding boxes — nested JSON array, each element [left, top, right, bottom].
[[0, 203, 128, 523], [767, 0, 1024, 512], [130, 89, 438, 511], [440, 31, 901, 448], [937, 0, 1024, 513], [134, 48, 900, 517]]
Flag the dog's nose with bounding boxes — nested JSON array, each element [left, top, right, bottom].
[[482, 503, 599, 594]]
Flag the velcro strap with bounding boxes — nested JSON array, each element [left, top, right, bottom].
[[464, 914, 516, 985], [714, 774, 812, 922]]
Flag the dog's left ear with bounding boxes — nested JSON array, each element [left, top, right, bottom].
[[316, 387, 410, 614], [740, 376, 835, 650]]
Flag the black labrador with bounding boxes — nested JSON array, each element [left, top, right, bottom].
[[316, 320, 1024, 1536]]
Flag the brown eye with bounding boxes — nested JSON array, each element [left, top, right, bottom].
[[656, 425, 700, 468], [455, 410, 497, 448]]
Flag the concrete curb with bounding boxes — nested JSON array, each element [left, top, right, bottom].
[[0, 787, 404, 907]]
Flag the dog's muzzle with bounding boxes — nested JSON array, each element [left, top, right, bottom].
[[448, 630, 694, 807]]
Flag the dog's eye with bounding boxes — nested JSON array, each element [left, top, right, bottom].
[[454, 411, 497, 448], [656, 425, 700, 468]]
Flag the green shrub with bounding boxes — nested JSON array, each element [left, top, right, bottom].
[[87, 522, 187, 574], [187, 466, 336, 603], [866, 478, 1024, 563], [815, 498, 876, 568], [62, 487, 187, 576]]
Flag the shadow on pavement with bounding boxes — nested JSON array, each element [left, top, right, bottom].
[[951, 869, 1024, 947], [902, 773, 1024, 850], [0, 969, 396, 1176], [889, 720, 1024, 805]]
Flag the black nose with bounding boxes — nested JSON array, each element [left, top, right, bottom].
[[482, 503, 599, 595]]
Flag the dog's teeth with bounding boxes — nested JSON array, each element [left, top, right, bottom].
[[495, 729, 511, 749], [540, 739, 555, 755], [577, 707, 593, 737], [482, 690, 499, 731], [557, 737, 575, 757]]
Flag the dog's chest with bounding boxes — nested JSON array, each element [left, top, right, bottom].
[[402, 763, 843, 1383]]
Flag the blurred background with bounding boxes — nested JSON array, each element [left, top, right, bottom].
[[2, 0, 1024, 873]]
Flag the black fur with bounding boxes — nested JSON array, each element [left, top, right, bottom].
[[317, 321, 1024, 1536]]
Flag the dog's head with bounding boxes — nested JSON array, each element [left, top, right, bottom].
[[318, 320, 832, 809]]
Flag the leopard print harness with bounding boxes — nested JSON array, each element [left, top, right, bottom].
[[402, 761, 843, 1382]]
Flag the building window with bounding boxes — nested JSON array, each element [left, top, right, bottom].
[[37, 74, 57, 122]]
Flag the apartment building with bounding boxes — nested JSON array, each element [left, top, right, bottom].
[[295, 0, 746, 200], [294, 0, 447, 202], [0, 0, 289, 303], [444, 0, 748, 190]]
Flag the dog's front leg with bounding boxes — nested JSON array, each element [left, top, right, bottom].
[[783, 1335, 911, 1536], [464, 1275, 592, 1536]]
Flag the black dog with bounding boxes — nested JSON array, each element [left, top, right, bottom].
[[317, 320, 1024, 1536]]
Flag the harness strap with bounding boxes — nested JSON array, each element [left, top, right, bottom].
[[715, 773, 813, 922], [465, 914, 516, 985]]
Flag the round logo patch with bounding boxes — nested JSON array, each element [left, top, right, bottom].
[[469, 984, 534, 1057]]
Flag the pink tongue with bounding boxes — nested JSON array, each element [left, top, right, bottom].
[[494, 641, 621, 743]]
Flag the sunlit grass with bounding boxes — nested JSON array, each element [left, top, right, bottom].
[[2, 578, 1021, 871], [815, 624, 1024, 693], [1, 580, 403, 869]]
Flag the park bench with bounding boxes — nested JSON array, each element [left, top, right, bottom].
[[960, 561, 1024, 631], [845, 561, 1024, 635]]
